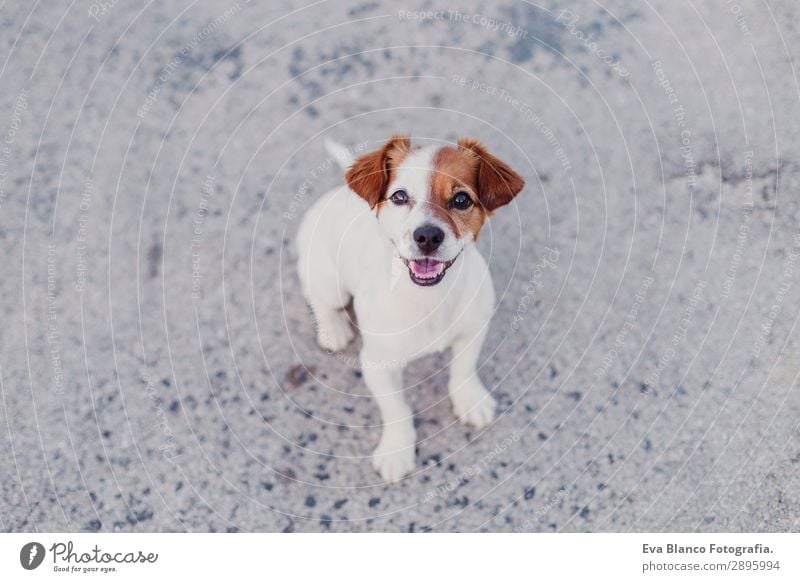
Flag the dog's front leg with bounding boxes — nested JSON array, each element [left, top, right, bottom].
[[361, 350, 416, 482], [449, 328, 496, 429]]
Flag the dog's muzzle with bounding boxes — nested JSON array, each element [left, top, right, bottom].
[[401, 256, 457, 286]]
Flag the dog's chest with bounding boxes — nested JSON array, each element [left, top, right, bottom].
[[355, 291, 462, 359]]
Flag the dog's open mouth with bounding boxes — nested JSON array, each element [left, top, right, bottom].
[[401, 256, 457, 286]]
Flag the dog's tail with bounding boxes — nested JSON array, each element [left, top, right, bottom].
[[324, 138, 355, 171]]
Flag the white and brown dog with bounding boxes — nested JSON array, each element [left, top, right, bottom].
[[297, 135, 524, 482]]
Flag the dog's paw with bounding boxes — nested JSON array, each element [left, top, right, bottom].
[[316, 311, 355, 352], [372, 433, 416, 483], [451, 379, 496, 429]]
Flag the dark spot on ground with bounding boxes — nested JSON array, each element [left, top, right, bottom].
[[147, 241, 162, 278], [284, 364, 316, 389], [348, 2, 379, 17], [453, 496, 469, 508], [126, 508, 153, 525], [277, 467, 297, 484]]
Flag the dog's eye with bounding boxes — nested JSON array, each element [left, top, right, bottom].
[[451, 192, 473, 210], [390, 190, 409, 205]]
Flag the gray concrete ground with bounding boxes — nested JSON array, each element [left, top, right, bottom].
[[1, 0, 800, 533]]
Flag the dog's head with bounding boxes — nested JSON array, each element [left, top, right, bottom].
[[345, 134, 524, 287]]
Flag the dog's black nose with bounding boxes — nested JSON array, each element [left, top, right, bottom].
[[413, 224, 445, 253]]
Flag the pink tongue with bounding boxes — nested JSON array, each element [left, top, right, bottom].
[[410, 259, 445, 278]]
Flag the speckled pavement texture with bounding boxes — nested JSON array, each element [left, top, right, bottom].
[[1, 0, 800, 533]]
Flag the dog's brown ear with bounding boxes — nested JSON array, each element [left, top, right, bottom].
[[345, 134, 411, 208], [458, 138, 524, 213]]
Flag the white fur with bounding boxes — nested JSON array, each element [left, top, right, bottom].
[[324, 138, 356, 170], [297, 142, 496, 483]]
